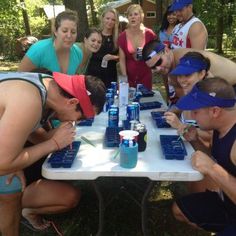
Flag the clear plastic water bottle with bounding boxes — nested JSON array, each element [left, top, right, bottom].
[[101, 57, 108, 68]]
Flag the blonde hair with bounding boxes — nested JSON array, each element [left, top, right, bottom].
[[101, 8, 119, 50], [126, 4, 144, 23]]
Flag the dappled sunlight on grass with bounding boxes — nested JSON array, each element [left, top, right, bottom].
[[0, 60, 19, 71]]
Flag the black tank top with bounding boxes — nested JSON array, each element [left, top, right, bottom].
[[212, 123, 236, 217], [212, 123, 236, 177]]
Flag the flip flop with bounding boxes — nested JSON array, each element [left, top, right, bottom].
[[48, 220, 64, 236], [21, 218, 47, 232], [21, 218, 64, 236]]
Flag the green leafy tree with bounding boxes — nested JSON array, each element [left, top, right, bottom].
[[194, 0, 236, 53], [0, 0, 23, 58], [0, 0, 51, 59], [63, 0, 89, 41]]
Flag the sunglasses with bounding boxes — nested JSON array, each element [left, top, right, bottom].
[[151, 57, 163, 69]]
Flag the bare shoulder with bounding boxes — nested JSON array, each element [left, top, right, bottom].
[[203, 51, 236, 84], [0, 80, 43, 123], [0, 81, 43, 161], [173, 48, 195, 61], [190, 21, 207, 31]]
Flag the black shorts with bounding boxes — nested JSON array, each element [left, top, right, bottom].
[[217, 225, 236, 236], [176, 190, 236, 232], [233, 84, 236, 94], [23, 141, 46, 185], [24, 157, 46, 185]]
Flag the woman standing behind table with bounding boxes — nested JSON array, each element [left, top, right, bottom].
[[17, 10, 83, 232], [159, 5, 178, 48], [18, 10, 82, 74], [118, 4, 156, 90], [158, 6, 179, 105], [76, 28, 102, 74], [86, 8, 119, 88]]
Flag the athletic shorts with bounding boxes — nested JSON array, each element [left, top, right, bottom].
[[233, 84, 236, 94], [23, 141, 46, 185], [24, 157, 45, 185], [217, 225, 236, 236], [0, 175, 22, 194], [176, 190, 236, 233]]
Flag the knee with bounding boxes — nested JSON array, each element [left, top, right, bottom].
[[172, 201, 186, 223], [66, 187, 81, 209]]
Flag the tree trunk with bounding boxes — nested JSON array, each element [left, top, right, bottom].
[[20, 0, 31, 35], [88, 0, 98, 26], [155, 0, 163, 26], [63, 0, 89, 42], [216, 0, 225, 53], [216, 16, 223, 53]]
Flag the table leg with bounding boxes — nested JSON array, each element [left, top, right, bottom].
[[91, 180, 104, 236], [141, 180, 155, 236]]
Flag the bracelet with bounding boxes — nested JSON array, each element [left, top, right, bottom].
[[52, 138, 60, 150]]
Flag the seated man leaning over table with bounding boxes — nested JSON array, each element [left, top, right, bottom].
[[172, 77, 236, 236], [0, 72, 106, 236], [142, 39, 236, 100]]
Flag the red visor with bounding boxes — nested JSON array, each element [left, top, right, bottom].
[[53, 72, 95, 118]]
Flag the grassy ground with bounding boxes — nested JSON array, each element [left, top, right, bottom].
[[19, 179, 211, 236], [0, 60, 19, 71], [20, 178, 210, 236], [0, 60, 212, 236]]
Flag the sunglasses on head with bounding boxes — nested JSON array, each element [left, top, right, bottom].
[[151, 57, 163, 69]]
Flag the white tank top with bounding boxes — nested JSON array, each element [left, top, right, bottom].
[[171, 17, 202, 49]]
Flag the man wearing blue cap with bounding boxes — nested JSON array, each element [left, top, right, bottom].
[[142, 39, 236, 93], [172, 77, 236, 235], [170, 0, 208, 50]]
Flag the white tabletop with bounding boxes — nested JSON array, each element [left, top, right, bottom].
[[42, 91, 203, 182]]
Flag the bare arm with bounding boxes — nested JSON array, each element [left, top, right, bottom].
[[188, 22, 208, 50], [103, 54, 119, 61], [0, 91, 75, 174], [192, 142, 236, 204], [28, 127, 56, 144], [181, 125, 212, 155], [18, 55, 37, 72], [119, 47, 127, 76]]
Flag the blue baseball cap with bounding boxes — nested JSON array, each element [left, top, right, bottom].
[[144, 43, 165, 61], [176, 84, 236, 110], [170, 56, 208, 76], [170, 0, 193, 11]]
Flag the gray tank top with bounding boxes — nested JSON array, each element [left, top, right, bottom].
[[0, 72, 52, 131]]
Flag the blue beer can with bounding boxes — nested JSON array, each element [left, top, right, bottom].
[[131, 102, 140, 121], [136, 47, 143, 61], [107, 88, 114, 98], [136, 83, 143, 92], [106, 92, 114, 111], [121, 137, 130, 147], [110, 104, 119, 114], [126, 104, 136, 121], [110, 82, 117, 95], [108, 108, 119, 127]]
